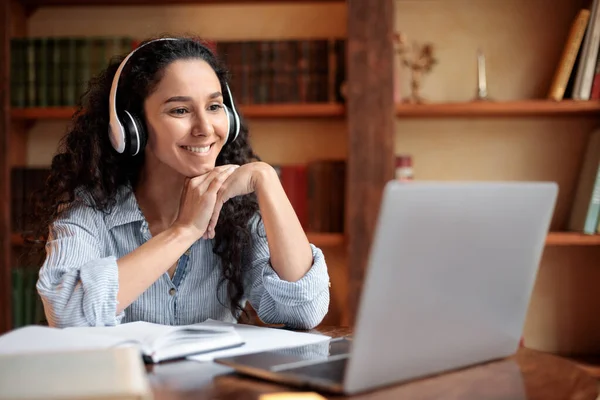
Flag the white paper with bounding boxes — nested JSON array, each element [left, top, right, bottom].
[[0, 321, 330, 362], [0, 325, 128, 355], [187, 320, 331, 362], [65, 321, 236, 347]]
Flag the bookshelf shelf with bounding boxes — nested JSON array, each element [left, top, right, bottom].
[[395, 100, 600, 118], [19, 0, 343, 7], [545, 232, 600, 246], [11, 232, 345, 248], [19, 101, 597, 121], [10, 104, 346, 121], [12, 232, 597, 247], [306, 232, 344, 247], [560, 355, 600, 379]]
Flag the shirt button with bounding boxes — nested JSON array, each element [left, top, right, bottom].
[[169, 288, 176, 296]]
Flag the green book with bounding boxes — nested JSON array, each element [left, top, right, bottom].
[[23, 268, 34, 326], [34, 37, 48, 107], [59, 37, 77, 106], [75, 38, 91, 102], [25, 38, 36, 107], [10, 38, 26, 107], [46, 38, 61, 107], [11, 268, 23, 329], [568, 128, 600, 234]]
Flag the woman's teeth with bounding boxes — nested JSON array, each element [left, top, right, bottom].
[[182, 145, 210, 154]]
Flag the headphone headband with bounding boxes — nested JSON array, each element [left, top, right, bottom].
[[108, 37, 240, 156]]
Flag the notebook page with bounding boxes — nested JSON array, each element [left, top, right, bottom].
[[187, 320, 331, 362], [0, 325, 128, 355], [66, 321, 238, 353]]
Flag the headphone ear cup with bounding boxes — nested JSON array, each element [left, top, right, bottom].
[[223, 105, 236, 145], [130, 113, 148, 154], [121, 110, 147, 156]]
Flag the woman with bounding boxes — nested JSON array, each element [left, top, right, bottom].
[[31, 36, 330, 329]]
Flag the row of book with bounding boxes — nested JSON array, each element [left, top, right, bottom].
[[548, 2, 600, 101], [274, 160, 346, 234], [10, 36, 135, 109], [10, 167, 49, 234], [217, 39, 346, 105], [11, 266, 45, 329], [568, 127, 600, 235], [9, 35, 347, 109], [10, 159, 346, 239]]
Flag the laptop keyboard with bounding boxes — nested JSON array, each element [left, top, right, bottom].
[[280, 357, 347, 384]]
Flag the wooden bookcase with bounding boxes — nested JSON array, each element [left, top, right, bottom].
[[1, 0, 599, 359]]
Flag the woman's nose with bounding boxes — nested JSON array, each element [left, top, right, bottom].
[[191, 112, 214, 137]]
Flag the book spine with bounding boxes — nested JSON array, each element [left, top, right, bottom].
[[584, 165, 600, 234], [548, 9, 590, 101], [25, 38, 36, 107], [572, 0, 600, 100]]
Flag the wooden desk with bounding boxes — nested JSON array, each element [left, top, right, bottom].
[[148, 326, 599, 400]]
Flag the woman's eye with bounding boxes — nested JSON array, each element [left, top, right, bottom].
[[170, 108, 188, 115], [208, 104, 223, 112]]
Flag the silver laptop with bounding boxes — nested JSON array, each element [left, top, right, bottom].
[[215, 181, 558, 395]]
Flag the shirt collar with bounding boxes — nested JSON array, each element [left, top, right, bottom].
[[104, 185, 146, 231]]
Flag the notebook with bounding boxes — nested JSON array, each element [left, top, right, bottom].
[[0, 321, 244, 364], [0, 346, 152, 400]]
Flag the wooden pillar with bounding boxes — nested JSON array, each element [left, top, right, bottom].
[[0, 0, 10, 334], [346, 0, 395, 326]]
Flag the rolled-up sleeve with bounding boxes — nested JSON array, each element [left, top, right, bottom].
[[244, 215, 330, 329], [36, 201, 124, 328]]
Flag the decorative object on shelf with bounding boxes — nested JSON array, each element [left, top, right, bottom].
[[393, 32, 437, 104], [395, 154, 414, 181], [474, 48, 492, 102]]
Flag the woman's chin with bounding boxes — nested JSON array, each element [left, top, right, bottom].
[[184, 164, 215, 178]]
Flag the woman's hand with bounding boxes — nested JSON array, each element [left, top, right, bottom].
[[172, 164, 239, 240], [204, 162, 275, 239]]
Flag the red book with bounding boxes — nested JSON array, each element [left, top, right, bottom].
[[279, 165, 308, 230]]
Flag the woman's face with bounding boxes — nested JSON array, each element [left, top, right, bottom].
[[143, 59, 229, 177]]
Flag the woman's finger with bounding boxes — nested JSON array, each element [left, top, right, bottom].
[[195, 165, 237, 195]]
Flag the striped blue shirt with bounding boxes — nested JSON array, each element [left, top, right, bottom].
[[36, 186, 330, 329]]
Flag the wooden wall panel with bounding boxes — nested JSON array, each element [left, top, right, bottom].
[[346, 0, 395, 326], [1, 0, 11, 334]]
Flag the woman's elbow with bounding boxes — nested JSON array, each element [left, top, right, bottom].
[[280, 291, 330, 330]]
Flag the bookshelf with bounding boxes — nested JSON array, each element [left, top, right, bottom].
[[19, 0, 342, 7], [1, 0, 353, 333], [11, 104, 346, 120], [1, 0, 600, 359], [545, 232, 600, 246], [13, 232, 599, 247], [395, 100, 600, 118], [10, 232, 345, 248], [11, 100, 600, 121]]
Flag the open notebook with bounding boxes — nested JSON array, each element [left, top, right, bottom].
[[0, 321, 244, 363], [69, 321, 245, 363]]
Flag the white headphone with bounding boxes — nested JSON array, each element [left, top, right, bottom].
[[108, 37, 241, 156]]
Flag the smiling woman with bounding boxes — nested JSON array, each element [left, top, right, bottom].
[[27, 36, 331, 330], [144, 61, 230, 178]]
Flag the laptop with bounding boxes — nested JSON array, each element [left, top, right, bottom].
[[215, 181, 558, 395]]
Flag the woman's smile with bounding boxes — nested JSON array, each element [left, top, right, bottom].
[[180, 143, 214, 156]]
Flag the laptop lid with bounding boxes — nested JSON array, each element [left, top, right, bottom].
[[343, 181, 558, 395]]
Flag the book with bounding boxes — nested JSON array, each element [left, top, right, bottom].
[[65, 321, 245, 363], [548, 9, 590, 101], [568, 128, 600, 234], [572, 0, 600, 100], [0, 321, 245, 364], [0, 347, 152, 400]]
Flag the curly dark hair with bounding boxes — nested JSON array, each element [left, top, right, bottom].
[[28, 35, 260, 319]]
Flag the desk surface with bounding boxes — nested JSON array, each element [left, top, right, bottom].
[[148, 326, 599, 400]]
